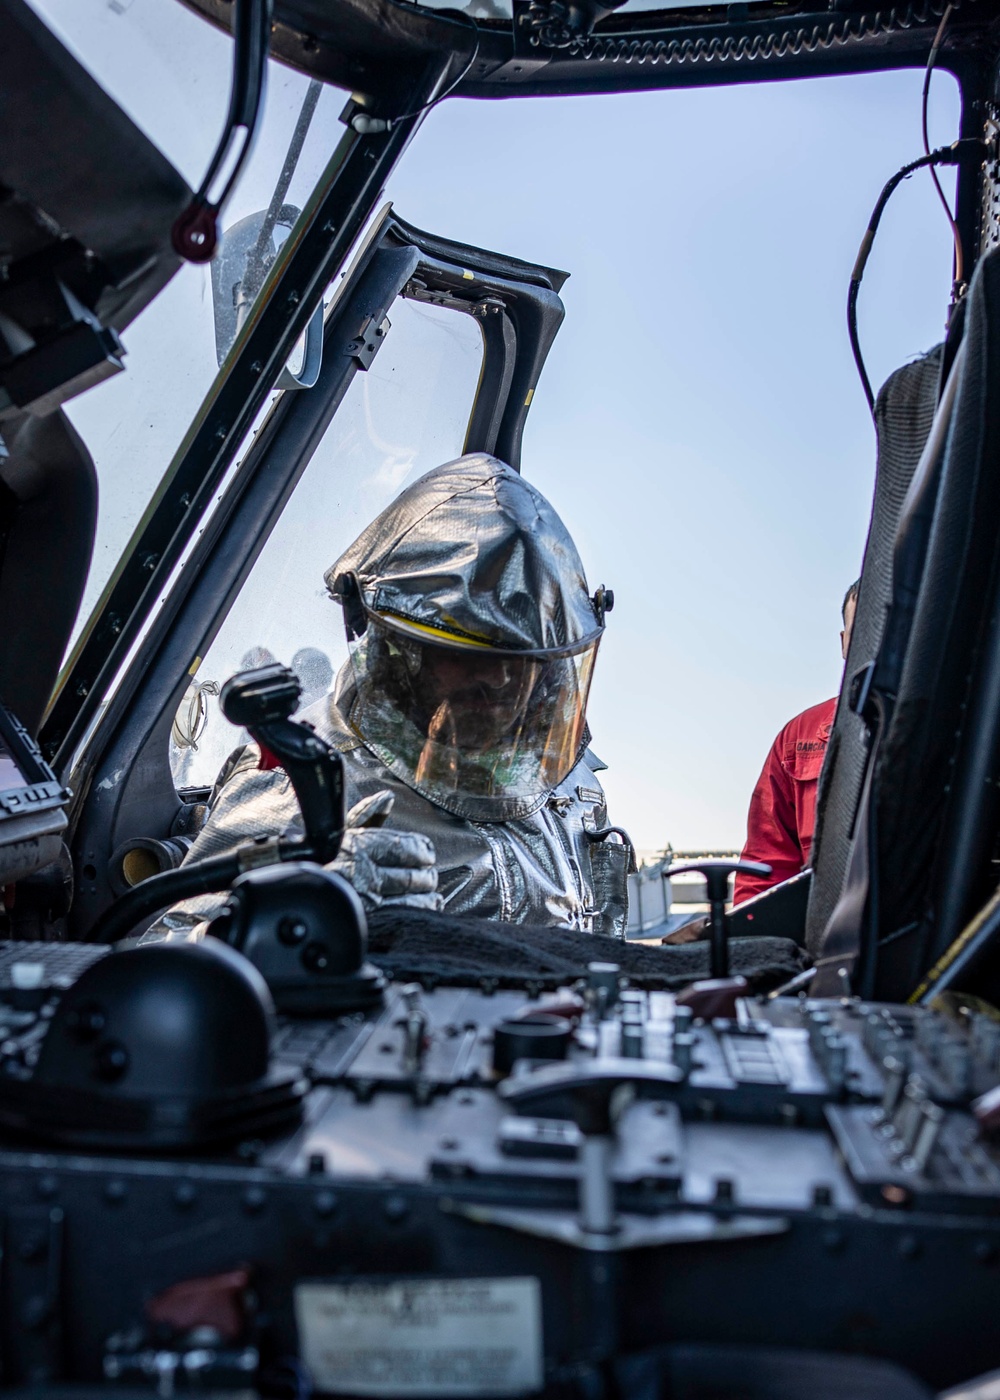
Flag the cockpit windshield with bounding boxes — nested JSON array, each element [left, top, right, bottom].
[[23, 0, 962, 877], [27, 0, 348, 643]]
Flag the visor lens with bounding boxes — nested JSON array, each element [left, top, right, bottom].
[[349, 619, 597, 810]]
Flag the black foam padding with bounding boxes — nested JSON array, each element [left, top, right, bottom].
[[367, 907, 808, 990], [806, 346, 943, 955]]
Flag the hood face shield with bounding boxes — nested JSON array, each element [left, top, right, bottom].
[[329, 455, 609, 819], [348, 616, 599, 821]]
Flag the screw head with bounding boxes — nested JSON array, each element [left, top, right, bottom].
[[95, 1040, 129, 1082], [279, 916, 308, 946], [302, 941, 330, 973]]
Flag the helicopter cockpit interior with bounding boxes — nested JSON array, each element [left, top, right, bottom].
[[4, 0, 1000, 1392]]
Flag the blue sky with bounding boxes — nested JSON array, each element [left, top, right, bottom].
[[383, 67, 962, 850]]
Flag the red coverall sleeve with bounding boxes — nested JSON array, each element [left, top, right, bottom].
[[732, 729, 803, 904]]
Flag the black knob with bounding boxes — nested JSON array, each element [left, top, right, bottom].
[[220, 664, 301, 727], [666, 858, 771, 977], [301, 942, 331, 974], [493, 1016, 572, 1077]]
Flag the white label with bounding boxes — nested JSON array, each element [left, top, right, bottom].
[[295, 1277, 543, 1397]]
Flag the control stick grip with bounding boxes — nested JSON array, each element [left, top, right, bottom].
[[666, 858, 771, 977], [221, 664, 345, 864]]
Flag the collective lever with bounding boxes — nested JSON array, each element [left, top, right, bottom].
[[666, 858, 771, 978]]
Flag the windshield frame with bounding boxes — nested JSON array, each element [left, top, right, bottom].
[[185, 0, 985, 103]]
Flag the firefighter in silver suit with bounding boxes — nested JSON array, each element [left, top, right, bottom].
[[157, 455, 633, 937]]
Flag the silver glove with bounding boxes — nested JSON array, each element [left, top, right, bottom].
[[328, 791, 442, 911]]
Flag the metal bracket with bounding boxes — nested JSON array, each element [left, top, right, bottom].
[[346, 316, 390, 371]]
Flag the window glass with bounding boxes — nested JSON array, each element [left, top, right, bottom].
[[26, 0, 349, 647], [383, 69, 961, 863], [170, 298, 485, 788]]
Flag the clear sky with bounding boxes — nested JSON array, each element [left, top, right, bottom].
[[30, 0, 961, 852], [382, 68, 961, 852]]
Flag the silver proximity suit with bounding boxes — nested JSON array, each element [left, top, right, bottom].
[[157, 455, 633, 938]]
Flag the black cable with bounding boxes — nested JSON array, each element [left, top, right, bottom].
[[921, 5, 965, 296], [350, 16, 480, 133], [393, 21, 480, 121], [847, 139, 980, 416], [91, 829, 331, 944], [89, 852, 245, 945]]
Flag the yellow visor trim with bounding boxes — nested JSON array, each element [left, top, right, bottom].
[[373, 610, 496, 649]]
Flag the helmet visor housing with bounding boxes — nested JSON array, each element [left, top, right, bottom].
[[348, 613, 600, 821]]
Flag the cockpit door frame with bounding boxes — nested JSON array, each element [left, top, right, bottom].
[[65, 210, 567, 938]]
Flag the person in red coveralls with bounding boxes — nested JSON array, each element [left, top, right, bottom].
[[732, 581, 859, 905]]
